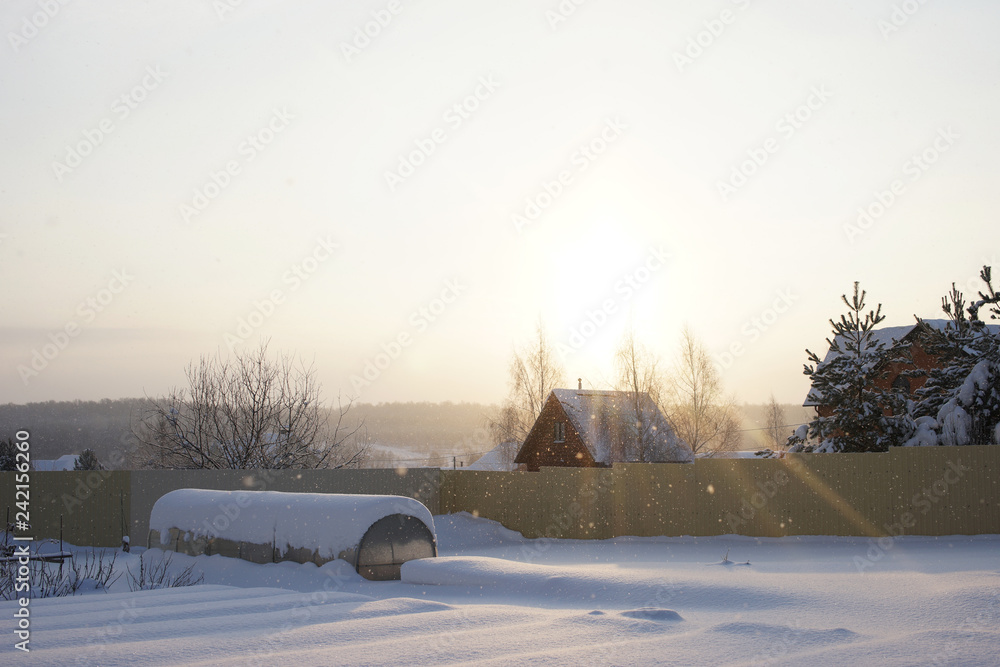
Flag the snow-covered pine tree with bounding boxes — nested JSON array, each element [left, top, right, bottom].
[[913, 281, 990, 417], [917, 266, 1000, 446], [74, 448, 104, 471], [803, 282, 914, 452]]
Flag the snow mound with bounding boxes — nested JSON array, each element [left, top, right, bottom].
[[620, 608, 683, 622], [435, 511, 526, 551], [401, 556, 812, 610], [710, 621, 858, 644], [150, 489, 435, 560], [402, 556, 546, 587]]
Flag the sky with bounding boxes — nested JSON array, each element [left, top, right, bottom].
[[2, 0, 999, 408]]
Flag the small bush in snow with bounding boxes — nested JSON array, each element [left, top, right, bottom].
[[126, 551, 204, 592], [1, 548, 121, 600]]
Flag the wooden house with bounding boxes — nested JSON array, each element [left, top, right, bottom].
[[513, 386, 692, 472]]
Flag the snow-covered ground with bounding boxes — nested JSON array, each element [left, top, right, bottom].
[[3, 513, 999, 666]]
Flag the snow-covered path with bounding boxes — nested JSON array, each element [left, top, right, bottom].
[[4, 514, 999, 666]]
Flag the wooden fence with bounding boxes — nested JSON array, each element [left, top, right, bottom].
[[2, 446, 998, 547]]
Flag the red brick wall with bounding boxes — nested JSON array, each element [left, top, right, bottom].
[[813, 335, 946, 419]]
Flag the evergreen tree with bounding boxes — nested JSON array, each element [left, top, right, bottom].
[[804, 282, 913, 452], [916, 266, 1000, 445], [914, 273, 999, 418], [74, 448, 104, 471], [0, 438, 16, 471]]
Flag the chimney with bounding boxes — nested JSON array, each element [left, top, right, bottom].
[[578, 378, 582, 390]]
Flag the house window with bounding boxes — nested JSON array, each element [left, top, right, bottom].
[[892, 375, 911, 394], [554, 421, 566, 443]]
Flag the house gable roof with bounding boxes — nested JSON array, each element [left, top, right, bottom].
[[542, 388, 692, 464]]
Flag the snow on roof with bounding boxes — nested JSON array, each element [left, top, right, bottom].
[[803, 324, 916, 406], [551, 389, 693, 464], [466, 443, 517, 471], [32, 455, 80, 471], [702, 449, 785, 459], [814, 319, 998, 367], [150, 489, 435, 560], [803, 319, 1000, 406]]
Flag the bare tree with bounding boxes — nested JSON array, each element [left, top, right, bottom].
[[763, 393, 787, 450], [614, 326, 665, 462], [663, 326, 743, 457], [133, 341, 366, 469], [488, 321, 565, 460]]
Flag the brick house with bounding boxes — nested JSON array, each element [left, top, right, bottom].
[[803, 318, 994, 416], [513, 386, 692, 472]]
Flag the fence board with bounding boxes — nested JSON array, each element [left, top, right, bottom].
[[0, 471, 130, 548], [4, 447, 998, 549]]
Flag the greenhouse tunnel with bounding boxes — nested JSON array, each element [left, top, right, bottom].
[[148, 489, 438, 581], [354, 513, 438, 581]]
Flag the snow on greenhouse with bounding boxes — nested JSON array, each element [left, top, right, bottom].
[[149, 489, 437, 580]]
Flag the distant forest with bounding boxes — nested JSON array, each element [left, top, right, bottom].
[[0, 399, 493, 468], [0, 399, 811, 468]]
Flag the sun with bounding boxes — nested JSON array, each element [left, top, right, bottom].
[[532, 221, 646, 380]]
